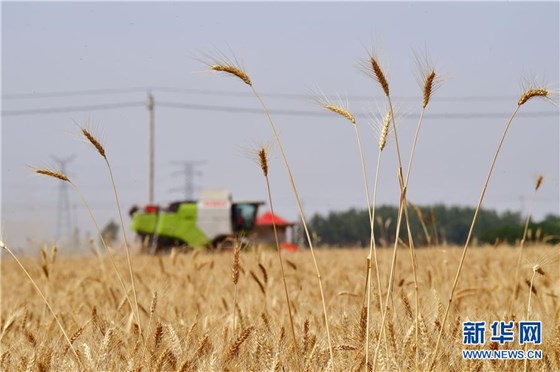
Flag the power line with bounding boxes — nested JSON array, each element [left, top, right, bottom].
[[152, 87, 518, 102], [3, 100, 557, 119], [158, 101, 559, 120], [3, 86, 521, 102], [2, 87, 147, 100], [2, 101, 145, 116]]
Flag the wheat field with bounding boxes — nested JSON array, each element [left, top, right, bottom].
[[1, 245, 558, 371]]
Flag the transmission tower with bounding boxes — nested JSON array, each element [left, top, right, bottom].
[[52, 155, 76, 242], [170, 160, 206, 200]]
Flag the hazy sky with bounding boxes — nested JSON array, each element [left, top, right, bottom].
[[2, 2, 559, 251]]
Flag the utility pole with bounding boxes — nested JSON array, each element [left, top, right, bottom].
[[52, 154, 75, 242], [147, 91, 155, 204], [170, 161, 206, 200]]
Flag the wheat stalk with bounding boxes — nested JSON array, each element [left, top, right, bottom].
[[363, 108, 392, 369], [142, 291, 158, 361], [372, 52, 443, 370], [523, 264, 545, 372], [209, 58, 334, 365], [255, 146, 300, 369], [402, 59, 442, 368], [429, 86, 553, 369], [80, 127, 142, 340], [509, 175, 544, 314], [231, 238, 241, 336], [319, 100, 384, 350], [365, 51, 418, 372]]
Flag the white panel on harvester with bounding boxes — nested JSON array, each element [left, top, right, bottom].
[[197, 189, 233, 239]]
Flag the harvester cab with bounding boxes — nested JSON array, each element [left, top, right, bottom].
[[130, 189, 263, 253]]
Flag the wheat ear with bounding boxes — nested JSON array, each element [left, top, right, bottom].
[[0, 241, 82, 367], [210, 61, 334, 364], [518, 89, 550, 106], [429, 87, 552, 369], [211, 64, 252, 86], [81, 128, 142, 339]]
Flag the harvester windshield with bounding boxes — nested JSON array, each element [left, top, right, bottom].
[[232, 203, 259, 232]]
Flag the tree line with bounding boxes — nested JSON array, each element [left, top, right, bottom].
[[305, 204, 559, 247]]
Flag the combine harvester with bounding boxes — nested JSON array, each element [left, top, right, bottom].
[[130, 189, 263, 253]]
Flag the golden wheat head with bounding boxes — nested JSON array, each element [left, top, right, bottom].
[[211, 64, 252, 86], [323, 104, 356, 124], [414, 50, 443, 108], [518, 88, 551, 106], [81, 128, 106, 159], [316, 94, 355, 124], [535, 175, 544, 190], [378, 111, 391, 151], [232, 241, 240, 285], [371, 57, 389, 96], [423, 71, 436, 108], [35, 168, 70, 182], [258, 147, 269, 177]]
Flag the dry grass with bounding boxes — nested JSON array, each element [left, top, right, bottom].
[[1, 246, 558, 371]]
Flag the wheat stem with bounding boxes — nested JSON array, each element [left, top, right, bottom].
[[232, 240, 240, 336], [373, 94, 415, 371], [372, 191, 406, 371], [104, 159, 142, 337], [509, 185, 540, 314], [523, 267, 539, 372], [81, 128, 143, 338], [264, 175, 301, 370], [365, 149, 384, 369], [141, 291, 157, 362], [429, 105, 521, 370], [404, 107, 427, 369], [250, 86, 334, 365]]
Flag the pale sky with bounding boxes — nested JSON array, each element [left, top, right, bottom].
[[2, 1, 559, 252]]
